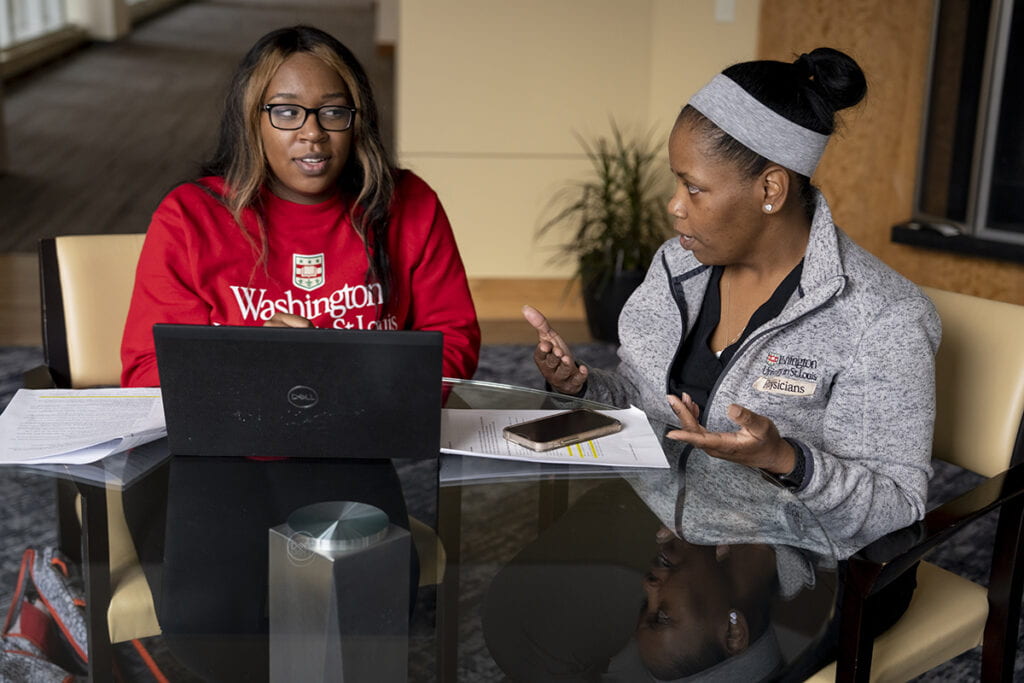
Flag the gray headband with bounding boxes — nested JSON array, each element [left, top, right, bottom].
[[688, 74, 829, 177]]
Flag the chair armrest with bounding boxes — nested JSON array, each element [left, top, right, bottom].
[[849, 462, 1024, 595], [23, 364, 59, 389], [835, 463, 1024, 682]]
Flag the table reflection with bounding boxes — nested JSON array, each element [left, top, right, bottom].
[[480, 470, 833, 682]]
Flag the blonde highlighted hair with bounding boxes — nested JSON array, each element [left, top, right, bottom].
[[200, 26, 396, 303]]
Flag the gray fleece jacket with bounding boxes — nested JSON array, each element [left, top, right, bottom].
[[584, 192, 941, 558]]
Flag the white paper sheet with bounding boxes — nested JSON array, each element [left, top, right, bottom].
[[440, 407, 669, 469], [0, 388, 166, 465]]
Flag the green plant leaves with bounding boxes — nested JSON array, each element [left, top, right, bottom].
[[537, 120, 673, 288]]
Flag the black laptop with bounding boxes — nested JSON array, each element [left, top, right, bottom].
[[153, 324, 443, 459]]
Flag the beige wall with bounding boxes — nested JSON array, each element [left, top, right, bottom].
[[647, 0, 761, 138], [396, 0, 759, 278], [66, 0, 130, 40]]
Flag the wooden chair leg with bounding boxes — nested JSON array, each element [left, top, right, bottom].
[[55, 479, 81, 563], [834, 560, 882, 683], [982, 495, 1024, 682], [79, 483, 114, 683]]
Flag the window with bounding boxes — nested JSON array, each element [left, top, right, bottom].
[[895, 0, 1024, 261], [0, 0, 67, 50]]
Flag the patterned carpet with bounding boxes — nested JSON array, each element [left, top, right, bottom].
[[0, 344, 1017, 681], [0, 346, 53, 609]]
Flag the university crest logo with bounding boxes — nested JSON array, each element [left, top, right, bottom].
[[293, 253, 325, 291]]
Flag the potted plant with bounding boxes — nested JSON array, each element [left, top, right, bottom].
[[538, 121, 672, 343]]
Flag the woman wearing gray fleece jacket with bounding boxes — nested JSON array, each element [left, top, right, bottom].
[[525, 47, 940, 560]]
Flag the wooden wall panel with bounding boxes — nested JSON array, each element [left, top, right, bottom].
[[759, 0, 1024, 304]]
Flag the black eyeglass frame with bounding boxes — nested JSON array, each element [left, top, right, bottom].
[[262, 104, 358, 132]]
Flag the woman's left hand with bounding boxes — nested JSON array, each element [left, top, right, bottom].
[[665, 393, 796, 474]]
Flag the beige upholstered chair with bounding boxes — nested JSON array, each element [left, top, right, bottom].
[[34, 234, 445, 676], [32, 234, 158, 679], [36, 234, 148, 390], [809, 286, 1024, 682], [38, 236, 157, 641]]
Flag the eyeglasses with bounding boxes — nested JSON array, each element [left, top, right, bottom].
[[262, 104, 357, 132]]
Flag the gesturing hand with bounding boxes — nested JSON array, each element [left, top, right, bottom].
[[665, 393, 796, 474], [522, 304, 588, 395], [263, 312, 314, 328]]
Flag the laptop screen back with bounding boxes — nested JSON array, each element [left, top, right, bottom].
[[153, 324, 443, 459]]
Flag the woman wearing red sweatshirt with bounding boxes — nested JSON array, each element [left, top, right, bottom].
[[120, 31, 480, 386], [120, 26, 476, 682]]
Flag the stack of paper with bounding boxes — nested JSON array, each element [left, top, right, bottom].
[[0, 388, 166, 465], [440, 406, 668, 469]]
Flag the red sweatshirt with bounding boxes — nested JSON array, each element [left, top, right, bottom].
[[121, 171, 480, 387]]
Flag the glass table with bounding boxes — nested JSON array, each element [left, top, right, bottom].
[[0, 379, 839, 682], [435, 379, 839, 683]]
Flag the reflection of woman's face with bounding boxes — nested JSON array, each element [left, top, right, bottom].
[[636, 535, 731, 675]]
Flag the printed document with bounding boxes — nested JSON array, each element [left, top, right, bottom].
[[0, 388, 166, 465], [441, 407, 669, 469]]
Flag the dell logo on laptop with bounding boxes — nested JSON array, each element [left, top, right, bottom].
[[287, 386, 319, 409]]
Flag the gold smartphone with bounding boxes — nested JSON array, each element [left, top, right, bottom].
[[502, 409, 623, 452]]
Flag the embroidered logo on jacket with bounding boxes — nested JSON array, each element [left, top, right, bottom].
[[753, 376, 816, 396], [754, 352, 820, 396], [293, 253, 325, 291]]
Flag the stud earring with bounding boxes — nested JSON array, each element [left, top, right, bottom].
[[763, 204, 773, 213], [729, 610, 739, 626]]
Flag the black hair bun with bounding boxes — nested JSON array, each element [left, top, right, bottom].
[[719, 46, 867, 135], [797, 47, 867, 113]]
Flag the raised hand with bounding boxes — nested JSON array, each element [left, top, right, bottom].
[[522, 304, 588, 395], [665, 393, 795, 473]]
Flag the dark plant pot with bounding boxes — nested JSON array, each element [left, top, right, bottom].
[[581, 270, 645, 344]]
